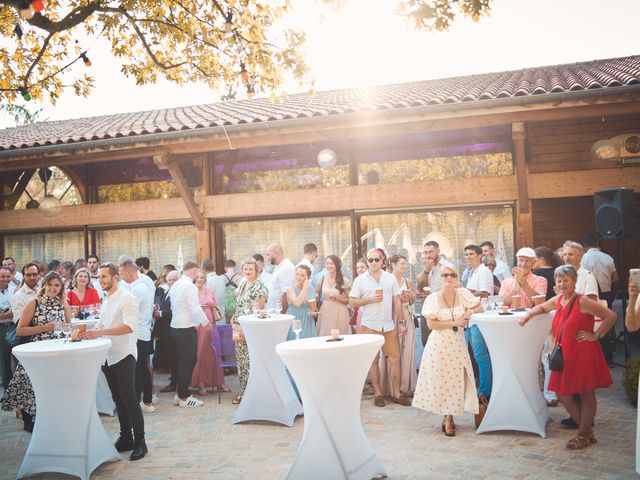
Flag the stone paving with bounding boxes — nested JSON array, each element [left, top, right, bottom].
[[0, 362, 637, 479]]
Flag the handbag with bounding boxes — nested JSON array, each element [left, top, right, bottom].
[[212, 305, 223, 322], [5, 322, 27, 348], [231, 322, 245, 342], [548, 294, 579, 372]]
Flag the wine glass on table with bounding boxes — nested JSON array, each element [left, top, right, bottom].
[[292, 319, 302, 340], [62, 322, 72, 342], [53, 321, 63, 340]]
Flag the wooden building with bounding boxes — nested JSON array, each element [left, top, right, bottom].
[[1, 55, 639, 279]]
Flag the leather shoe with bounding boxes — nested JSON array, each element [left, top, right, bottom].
[[390, 396, 411, 406], [130, 440, 148, 461], [160, 384, 176, 393], [373, 396, 385, 407], [114, 435, 135, 452], [561, 417, 578, 428]]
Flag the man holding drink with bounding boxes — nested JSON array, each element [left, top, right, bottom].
[[499, 247, 548, 309]]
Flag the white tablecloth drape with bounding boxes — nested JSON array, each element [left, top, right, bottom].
[[276, 334, 386, 480], [232, 314, 303, 426], [470, 310, 553, 437], [13, 338, 119, 480]]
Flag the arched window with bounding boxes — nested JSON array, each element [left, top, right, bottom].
[[13, 166, 82, 209]]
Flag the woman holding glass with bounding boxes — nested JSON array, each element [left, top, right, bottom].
[[190, 269, 228, 396], [67, 267, 101, 316], [231, 257, 268, 404], [316, 255, 351, 336], [286, 265, 317, 340], [1, 272, 70, 432], [412, 264, 482, 436], [520, 265, 615, 449]]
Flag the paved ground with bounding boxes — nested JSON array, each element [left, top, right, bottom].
[[0, 355, 637, 479]]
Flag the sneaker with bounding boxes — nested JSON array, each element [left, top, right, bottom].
[[151, 394, 159, 405], [179, 395, 204, 408], [173, 394, 180, 406], [140, 402, 156, 413]]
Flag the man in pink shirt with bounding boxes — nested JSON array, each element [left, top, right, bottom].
[[499, 247, 547, 308]]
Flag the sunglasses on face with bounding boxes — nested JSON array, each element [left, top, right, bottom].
[[441, 273, 457, 278], [367, 258, 381, 263]]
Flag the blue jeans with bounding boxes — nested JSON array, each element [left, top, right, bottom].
[[465, 325, 492, 397]]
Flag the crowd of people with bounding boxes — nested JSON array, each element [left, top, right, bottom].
[[0, 230, 630, 458]]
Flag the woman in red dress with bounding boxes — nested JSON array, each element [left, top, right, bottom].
[[520, 265, 616, 449], [67, 268, 101, 314]]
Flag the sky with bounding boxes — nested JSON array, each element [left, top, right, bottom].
[[1, 0, 639, 128]]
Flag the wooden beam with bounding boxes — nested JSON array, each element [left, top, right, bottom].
[[154, 154, 205, 230], [528, 167, 640, 199], [516, 201, 534, 248], [5, 169, 35, 209], [2, 95, 640, 172], [512, 122, 530, 213]]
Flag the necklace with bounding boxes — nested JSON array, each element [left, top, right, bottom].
[[442, 289, 458, 332]]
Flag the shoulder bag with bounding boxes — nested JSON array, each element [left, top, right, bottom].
[[548, 294, 579, 372]]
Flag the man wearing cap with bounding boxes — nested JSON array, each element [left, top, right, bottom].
[[499, 248, 548, 308]]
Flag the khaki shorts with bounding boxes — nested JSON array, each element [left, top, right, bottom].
[[360, 326, 400, 361]]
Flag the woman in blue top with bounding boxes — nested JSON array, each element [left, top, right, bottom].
[[286, 265, 318, 340]]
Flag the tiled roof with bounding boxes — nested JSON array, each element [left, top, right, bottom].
[[1, 55, 640, 153]]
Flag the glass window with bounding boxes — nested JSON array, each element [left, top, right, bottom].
[[3, 231, 84, 267], [213, 147, 349, 194], [97, 181, 180, 203], [14, 167, 82, 209], [96, 225, 196, 272], [222, 216, 353, 279], [359, 205, 515, 288]]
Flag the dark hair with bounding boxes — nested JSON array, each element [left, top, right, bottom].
[[37, 271, 65, 300], [464, 244, 482, 255], [582, 233, 598, 248], [534, 246, 561, 268], [388, 254, 407, 272], [424, 240, 439, 249], [155, 264, 176, 288], [201, 259, 215, 272], [252, 253, 265, 263], [225, 259, 236, 268], [325, 255, 345, 294], [135, 257, 151, 270], [296, 264, 311, 278], [479, 241, 494, 249], [303, 243, 318, 254], [61, 261, 73, 272], [183, 261, 198, 271], [47, 259, 61, 271], [99, 262, 119, 277], [22, 262, 40, 275], [87, 254, 99, 263], [2, 256, 15, 263]]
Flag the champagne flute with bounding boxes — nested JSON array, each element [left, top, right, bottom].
[[292, 319, 302, 340]]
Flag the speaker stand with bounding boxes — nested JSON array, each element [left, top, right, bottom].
[[614, 238, 630, 367]]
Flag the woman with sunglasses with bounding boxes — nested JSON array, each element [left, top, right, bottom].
[[412, 264, 482, 436]]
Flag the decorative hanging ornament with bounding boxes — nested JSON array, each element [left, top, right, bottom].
[[240, 63, 249, 83], [20, 6, 35, 19], [14, 24, 23, 39], [32, 0, 45, 12], [224, 12, 233, 32], [317, 148, 337, 168], [81, 53, 92, 67], [18, 87, 31, 101]]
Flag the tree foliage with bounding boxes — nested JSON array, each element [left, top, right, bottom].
[[0, 0, 491, 104]]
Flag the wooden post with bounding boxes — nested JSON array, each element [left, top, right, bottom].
[[194, 153, 212, 261], [512, 122, 534, 247]]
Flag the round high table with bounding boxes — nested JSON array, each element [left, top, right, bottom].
[[13, 338, 119, 480], [232, 314, 303, 426], [276, 334, 386, 480], [470, 310, 553, 437]]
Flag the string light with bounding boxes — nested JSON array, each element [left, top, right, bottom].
[[14, 25, 23, 39], [81, 52, 92, 67], [239, 62, 248, 83], [246, 84, 255, 99], [18, 87, 31, 101], [224, 11, 233, 33], [20, 5, 34, 19], [32, 0, 45, 12]]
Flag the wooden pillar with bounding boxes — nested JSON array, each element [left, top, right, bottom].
[[194, 153, 212, 261], [512, 122, 534, 247]]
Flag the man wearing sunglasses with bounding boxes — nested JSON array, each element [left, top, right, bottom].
[[350, 249, 411, 408]]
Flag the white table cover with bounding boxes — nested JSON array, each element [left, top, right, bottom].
[[276, 334, 386, 480], [232, 314, 303, 426], [470, 310, 553, 437], [70, 319, 116, 416], [13, 338, 120, 479]]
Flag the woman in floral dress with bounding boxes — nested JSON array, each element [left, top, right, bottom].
[[231, 257, 268, 404], [1, 272, 69, 432]]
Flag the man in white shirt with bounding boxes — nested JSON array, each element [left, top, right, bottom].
[[201, 259, 226, 316], [169, 261, 210, 407], [266, 244, 296, 313], [562, 241, 598, 299], [4, 263, 39, 388], [0, 267, 15, 387], [2, 257, 23, 287], [350, 248, 410, 408], [581, 234, 619, 306], [80, 262, 147, 461], [480, 241, 512, 283], [87, 254, 105, 300], [119, 259, 156, 413], [464, 244, 493, 399], [296, 242, 318, 277]]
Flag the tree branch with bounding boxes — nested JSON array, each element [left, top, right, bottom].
[[0, 0, 104, 34]]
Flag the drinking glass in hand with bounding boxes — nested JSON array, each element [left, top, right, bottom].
[[292, 319, 302, 340]]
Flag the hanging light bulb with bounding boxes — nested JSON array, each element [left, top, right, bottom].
[[246, 84, 254, 99], [20, 5, 35, 20], [317, 148, 337, 168], [590, 139, 620, 162], [240, 63, 249, 83], [32, 0, 45, 12], [81, 52, 92, 67], [39, 194, 62, 213], [18, 87, 31, 101], [14, 24, 23, 39], [224, 12, 233, 32]]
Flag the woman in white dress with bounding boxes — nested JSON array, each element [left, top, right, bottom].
[[412, 264, 483, 436]]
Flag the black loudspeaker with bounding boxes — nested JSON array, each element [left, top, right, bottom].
[[594, 188, 636, 239], [180, 164, 202, 188]]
